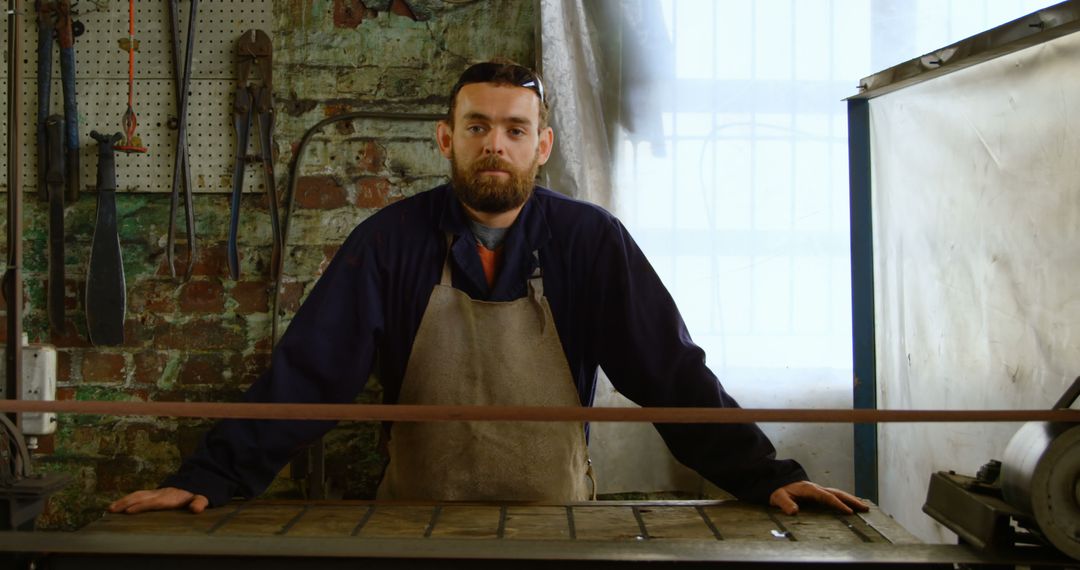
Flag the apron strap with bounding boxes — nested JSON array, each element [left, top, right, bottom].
[[586, 458, 597, 501], [528, 250, 546, 335], [528, 250, 543, 300], [441, 233, 454, 286]]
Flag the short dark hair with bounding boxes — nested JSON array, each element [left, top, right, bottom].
[[447, 60, 550, 129]]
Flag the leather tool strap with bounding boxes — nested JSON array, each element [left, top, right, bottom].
[[45, 115, 65, 335]]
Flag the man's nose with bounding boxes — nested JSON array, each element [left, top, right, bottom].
[[482, 130, 506, 155]]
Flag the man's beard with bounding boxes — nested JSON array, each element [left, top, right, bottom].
[[450, 151, 539, 214]]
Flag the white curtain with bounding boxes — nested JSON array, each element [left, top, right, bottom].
[[539, 0, 700, 495], [537, 0, 616, 208]]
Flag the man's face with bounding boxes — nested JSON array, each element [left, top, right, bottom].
[[437, 83, 554, 215]]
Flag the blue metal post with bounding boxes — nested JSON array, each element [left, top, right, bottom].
[[847, 97, 878, 503]]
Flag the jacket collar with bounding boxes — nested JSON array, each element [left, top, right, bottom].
[[437, 184, 553, 298]]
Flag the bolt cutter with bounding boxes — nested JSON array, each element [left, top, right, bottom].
[[36, 0, 79, 204], [229, 30, 280, 280]]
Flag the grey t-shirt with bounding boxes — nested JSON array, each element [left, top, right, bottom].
[[468, 219, 509, 251]]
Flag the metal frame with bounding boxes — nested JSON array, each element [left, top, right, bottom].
[[853, 0, 1080, 100]]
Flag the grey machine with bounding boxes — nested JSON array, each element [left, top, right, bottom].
[[924, 377, 1080, 561]]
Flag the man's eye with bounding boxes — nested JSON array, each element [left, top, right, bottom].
[[466, 125, 486, 134], [509, 128, 526, 137]]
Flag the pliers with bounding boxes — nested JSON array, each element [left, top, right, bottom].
[[36, 0, 79, 204], [229, 29, 280, 280]]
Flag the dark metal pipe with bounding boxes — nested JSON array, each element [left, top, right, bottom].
[[271, 110, 444, 344], [272, 110, 443, 500], [6, 0, 25, 425]]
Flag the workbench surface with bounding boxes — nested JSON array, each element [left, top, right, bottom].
[[0, 500, 1069, 568]]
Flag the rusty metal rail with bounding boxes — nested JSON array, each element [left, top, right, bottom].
[[0, 400, 1076, 423]]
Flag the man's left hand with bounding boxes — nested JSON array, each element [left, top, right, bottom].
[[769, 481, 869, 515]]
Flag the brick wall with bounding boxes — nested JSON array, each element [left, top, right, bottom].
[[4, 0, 536, 529]]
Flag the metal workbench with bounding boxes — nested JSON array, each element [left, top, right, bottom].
[[0, 499, 1072, 568]]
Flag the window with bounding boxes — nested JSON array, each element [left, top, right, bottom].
[[613, 0, 1056, 485]]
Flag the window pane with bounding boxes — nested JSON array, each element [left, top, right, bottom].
[[618, 0, 1059, 371]]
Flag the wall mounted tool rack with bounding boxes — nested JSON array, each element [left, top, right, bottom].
[[0, 0, 274, 194]]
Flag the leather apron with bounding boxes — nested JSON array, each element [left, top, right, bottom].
[[376, 236, 592, 502]]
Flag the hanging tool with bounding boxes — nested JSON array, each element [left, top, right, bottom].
[[35, 0, 80, 203], [253, 34, 281, 281], [167, 0, 199, 278], [114, 0, 146, 154], [229, 30, 280, 280], [44, 115, 66, 335], [85, 132, 125, 346]]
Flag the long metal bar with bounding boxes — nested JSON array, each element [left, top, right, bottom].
[[0, 400, 1075, 424], [5, 0, 24, 426], [847, 98, 877, 503]]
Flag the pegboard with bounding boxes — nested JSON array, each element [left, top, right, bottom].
[[0, 0, 275, 194]]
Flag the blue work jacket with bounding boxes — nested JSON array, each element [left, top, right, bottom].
[[164, 184, 808, 505]]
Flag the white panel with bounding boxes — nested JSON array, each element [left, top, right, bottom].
[[870, 31, 1080, 542], [0, 0, 274, 193], [21, 343, 57, 436], [0, 342, 58, 436]]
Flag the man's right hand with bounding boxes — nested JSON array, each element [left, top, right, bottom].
[[108, 487, 209, 514]]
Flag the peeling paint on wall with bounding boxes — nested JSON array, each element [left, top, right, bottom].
[[0, 0, 535, 529]]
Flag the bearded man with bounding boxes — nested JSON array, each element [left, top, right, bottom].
[[110, 61, 866, 516]]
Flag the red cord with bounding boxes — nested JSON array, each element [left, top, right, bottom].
[[116, 0, 146, 153], [127, 0, 134, 108]]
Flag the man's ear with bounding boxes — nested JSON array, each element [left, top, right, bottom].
[[537, 126, 555, 166], [436, 120, 454, 159]]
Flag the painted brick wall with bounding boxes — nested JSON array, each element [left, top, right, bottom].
[[2, 0, 536, 529]]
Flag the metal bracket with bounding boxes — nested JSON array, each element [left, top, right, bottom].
[[0, 413, 68, 530], [1052, 375, 1080, 410]]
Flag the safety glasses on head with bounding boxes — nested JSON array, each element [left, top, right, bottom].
[[450, 62, 546, 106]]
